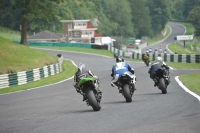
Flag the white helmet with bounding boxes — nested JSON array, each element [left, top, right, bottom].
[[156, 56, 163, 61], [78, 63, 86, 72]]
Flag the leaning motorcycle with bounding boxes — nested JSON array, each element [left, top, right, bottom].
[[77, 75, 102, 111], [116, 72, 136, 102], [143, 55, 150, 66], [154, 69, 170, 94]]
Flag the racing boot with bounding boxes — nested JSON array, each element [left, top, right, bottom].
[[153, 79, 158, 87], [118, 87, 122, 93], [82, 94, 87, 101]]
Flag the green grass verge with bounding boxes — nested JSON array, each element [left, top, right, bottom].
[[179, 73, 200, 95], [168, 42, 199, 54], [31, 46, 114, 57], [166, 62, 200, 69], [0, 37, 58, 74], [0, 60, 77, 94], [0, 26, 21, 40]]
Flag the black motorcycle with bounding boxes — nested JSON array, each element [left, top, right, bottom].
[[116, 72, 136, 102], [154, 69, 170, 94]]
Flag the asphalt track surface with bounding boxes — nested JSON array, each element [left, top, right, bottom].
[[0, 23, 200, 133]]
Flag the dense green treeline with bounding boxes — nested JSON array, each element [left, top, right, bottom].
[[0, 0, 200, 45]]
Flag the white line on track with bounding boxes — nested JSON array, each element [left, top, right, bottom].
[[175, 76, 200, 101], [0, 58, 76, 96]]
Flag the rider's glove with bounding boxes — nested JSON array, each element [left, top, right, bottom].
[[111, 73, 114, 77], [93, 75, 98, 80]]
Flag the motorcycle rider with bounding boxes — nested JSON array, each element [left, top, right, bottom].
[[73, 63, 102, 101], [111, 57, 135, 93], [142, 51, 149, 62], [148, 57, 170, 87]]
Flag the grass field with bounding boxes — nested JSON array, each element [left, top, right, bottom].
[[31, 46, 114, 57], [179, 73, 200, 95], [0, 26, 21, 40], [0, 37, 58, 74], [168, 42, 199, 54]]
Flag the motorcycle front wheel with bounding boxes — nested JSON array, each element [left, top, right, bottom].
[[87, 90, 101, 111]]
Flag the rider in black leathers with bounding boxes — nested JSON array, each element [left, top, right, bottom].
[[73, 63, 102, 100], [148, 57, 170, 87]]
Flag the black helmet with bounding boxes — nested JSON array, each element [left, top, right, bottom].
[[116, 57, 124, 63]]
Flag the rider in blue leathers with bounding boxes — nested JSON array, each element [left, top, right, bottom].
[[111, 57, 135, 93], [148, 57, 170, 87]]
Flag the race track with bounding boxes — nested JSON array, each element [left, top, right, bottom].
[[0, 23, 200, 133]]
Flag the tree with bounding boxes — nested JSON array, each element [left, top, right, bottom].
[[103, 0, 134, 37], [129, 0, 152, 38], [28, 1, 73, 33], [187, 6, 200, 36], [10, 0, 64, 45], [147, 0, 172, 35]]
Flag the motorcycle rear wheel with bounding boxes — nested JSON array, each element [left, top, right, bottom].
[[123, 84, 132, 102], [145, 60, 149, 66], [159, 78, 167, 94], [87, 90, 101, 111]]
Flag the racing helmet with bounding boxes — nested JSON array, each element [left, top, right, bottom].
[[156, 56, 163, 61], [78, 63, 86, 72], [116, 57, 124, 63]]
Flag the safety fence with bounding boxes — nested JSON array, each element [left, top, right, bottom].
[[13, 41, 108, 49], [0, 55, 63, 89], [108, 45, 200, 63]]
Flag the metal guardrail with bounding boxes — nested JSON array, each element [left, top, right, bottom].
[[0, 56, 63, 89]]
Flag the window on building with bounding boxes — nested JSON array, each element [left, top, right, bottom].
[[74, 31, 80, 36], [68, 23, 72, 29], [68, 31, 72, 37]]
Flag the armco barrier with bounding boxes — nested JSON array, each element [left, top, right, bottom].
[[13, 41, 109, 50], [0, 56, 63, 89], [108, 45, 200, 63], [13, 41, 92, 48]]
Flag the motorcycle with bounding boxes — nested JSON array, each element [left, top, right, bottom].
[[77, 75, 102, 111], [143, 55, 150, 66], [115, 72, 136, 102], [154, 69, 170, 94]]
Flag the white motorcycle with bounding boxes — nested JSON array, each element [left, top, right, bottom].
[[114, 72, 136, 102]]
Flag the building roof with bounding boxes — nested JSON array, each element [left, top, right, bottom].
[[60, 20, 90, 23], [28, 30, 63, 41]]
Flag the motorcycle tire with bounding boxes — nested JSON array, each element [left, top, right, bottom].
[[87, 90, 101, 111], [145, 60, 149, 66], [159, 78, 167, 94], [123, 84, 132, 102]]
